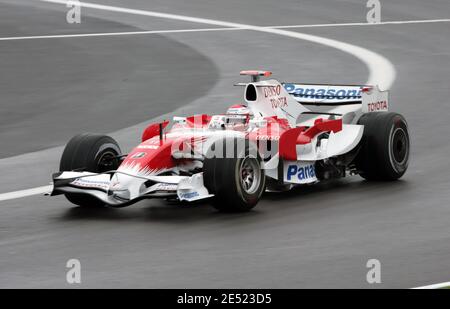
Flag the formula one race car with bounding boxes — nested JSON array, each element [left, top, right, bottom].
[[50, 71, 410, 212]]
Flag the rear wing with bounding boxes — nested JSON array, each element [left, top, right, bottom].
[[237, 71, 389, 126], [284, 83, 389, 113]]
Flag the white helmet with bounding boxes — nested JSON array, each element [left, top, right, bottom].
[[226, 104, 252, 116], [224, 105, 252, 128]]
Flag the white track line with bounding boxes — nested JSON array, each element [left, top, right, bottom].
[[2, 18, 449, 41], [0, 0, 397, 202], [0, 27, 242, 41], [273, 18, 450, 29], [0, 185, 52, 202], [412, 282, 450, 289]]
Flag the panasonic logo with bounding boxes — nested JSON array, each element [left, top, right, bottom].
[[286, 164, 316, 181], [284, 84, 362, 100]]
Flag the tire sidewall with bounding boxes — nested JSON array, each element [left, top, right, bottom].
[[60, 134, 121, 173], [87, 139, 121, 172], [233, 144, 266, 207], [204, 137, 265, 211], [386, 114, 410, 178], [59, 134, 122, 208], [357, 112, 410, 180]]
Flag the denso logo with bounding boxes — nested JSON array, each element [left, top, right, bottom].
[[263, 85, 282, 98], [284, 84, 362, 100], [286, 164, 316, 181], [255, 135, 280, 141]]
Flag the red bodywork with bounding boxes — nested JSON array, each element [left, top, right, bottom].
[[120, 115, 343, 175]]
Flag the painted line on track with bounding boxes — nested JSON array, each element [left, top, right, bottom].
[[1, 18, 449, 41], [412, 281, 450, 289], [0, 185, 52, 202], [0, 27, 242, 41], [273, 18, 450, 29]]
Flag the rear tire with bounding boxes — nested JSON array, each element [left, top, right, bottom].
[[203, 138, 265, 212], [355, 112, 410, 180], [59, 133, 122, 207]]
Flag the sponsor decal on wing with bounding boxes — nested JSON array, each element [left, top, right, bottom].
[[70, 177, 111, 191], [366, 100, 388, 112], [284, 84, 363, 103], [153, 183, 178, 192], [361, 86, 389, 113], [179, 191, 200, 200], [284, 161, 318, 184]]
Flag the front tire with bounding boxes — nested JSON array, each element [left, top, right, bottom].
[[59, 133, 122, 207], [203, 138, 265, 212], [355, 112, 410, 180]]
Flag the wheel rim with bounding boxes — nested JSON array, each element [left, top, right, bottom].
[[390, 127, 409, 165], [239, 156, 261, 195], [96, 150, 118, 173]]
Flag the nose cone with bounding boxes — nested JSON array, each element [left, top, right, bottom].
[[109, 172, 147, 201], [118, 137, 176, 177]]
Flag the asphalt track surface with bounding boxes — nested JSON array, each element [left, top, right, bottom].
[[0, 0, 449, 288]]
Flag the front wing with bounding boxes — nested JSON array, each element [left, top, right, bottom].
[[51, 171, 213, 207]]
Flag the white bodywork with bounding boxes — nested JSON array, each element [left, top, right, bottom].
[[244, 79, 310, 127]]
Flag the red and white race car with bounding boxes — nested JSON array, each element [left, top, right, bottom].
[[50, 71, 410, 212]]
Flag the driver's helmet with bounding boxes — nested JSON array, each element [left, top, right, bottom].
[[226, 104, 252, 116], [225, 105, 252, 128]]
